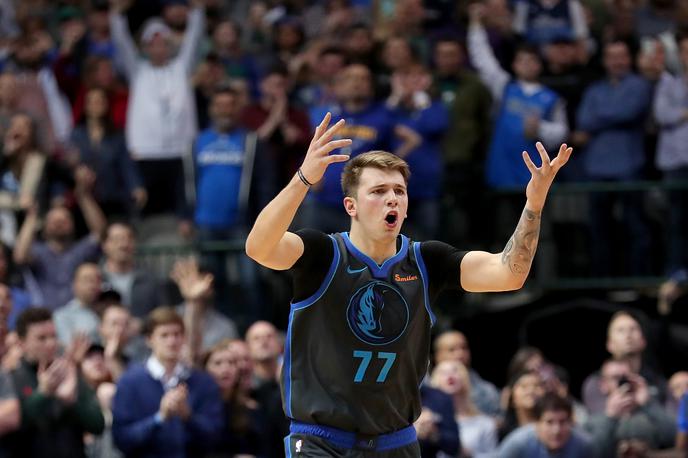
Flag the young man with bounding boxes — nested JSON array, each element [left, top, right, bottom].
[[499, 393, 593, 457], [111, 306, 223, 458], [245, 113, 571, 456]]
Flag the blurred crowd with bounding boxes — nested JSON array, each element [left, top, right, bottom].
[[0, 0, 686, 456]]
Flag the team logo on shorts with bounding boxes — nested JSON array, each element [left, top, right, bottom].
[[346, 280, 409, 345]]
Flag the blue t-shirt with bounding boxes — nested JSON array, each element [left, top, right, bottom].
[[679, 393, 688, 433]]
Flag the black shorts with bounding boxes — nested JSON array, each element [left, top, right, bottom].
[[284, 433, 420, 457]]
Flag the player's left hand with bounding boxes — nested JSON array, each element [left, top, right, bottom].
[[523, 142, 572, 212]]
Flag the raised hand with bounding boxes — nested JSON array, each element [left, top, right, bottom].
[[170, 258, 213, 302], [299, 113, 352, 185], [522, 142, 572, 212], [66, 332, 91, 364], [38, 358, 68, 396], [54, 361, 78, 405]]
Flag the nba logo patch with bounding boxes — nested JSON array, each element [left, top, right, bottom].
[[295, 439, 303, 453]]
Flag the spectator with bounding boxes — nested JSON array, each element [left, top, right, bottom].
[[499, 392, 594, 457], [97, 303, 135, 382], [192, 85, 269, 315], [417, 384, 461, 457], [431, 360, 498, 457], [583, 359, 676, 456], [582, 311, 667, 414], [667, 370, 688, 414], [387, 63, 448, 239], [71, 56, 129, 131], [69, 87, 145, 219], [244, 320, 280, 390], [111, 306, 224, 458], [342, 23, 378, 70], [574, 39, 653, 276], [169, 258, 238, 365], [499, 370, 546, 441], [0, 72, 18, 136], [433, 330, 502, 416], [6, 307, 104, 458], [296, 46, 348, 114], [13, 167, 106, 311], [653, 33, 688, 277], [210, 19, 261, 96], [100, 221, 164, 320], [512, 0, 589, 48], [109, 0, 205, 221], [192, 53, 228, 131], [203, 338, 268, 457], [53, 262, 102, 346], [432, 36, 492, 247], [0, 113, 46, 246], [379, 36, 418, 95], [242, 63, 311, 190]]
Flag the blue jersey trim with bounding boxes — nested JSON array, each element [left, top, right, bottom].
[[290, 421, 417, 451], [284, 435, 292, 457], [285, 236, 340, 418], [291, 235, 341, 310], [413, 242, 435, 326], [341, 232, 409, 279]]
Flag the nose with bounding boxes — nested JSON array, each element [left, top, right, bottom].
[[385, 190, 398, 205]]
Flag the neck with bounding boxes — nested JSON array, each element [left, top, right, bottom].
[[348, 227, 398, 265], [105, 258, 134, 274], [515, 407, 536, 426], [343, 99, 368, 113], [453, 394, 474, 417], [619, 353, 642, 373], [253, 359, 278, 381], [158, 357, 178, 375], [47, 238, 68, 253]]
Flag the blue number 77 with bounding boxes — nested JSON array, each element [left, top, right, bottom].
[[353, 351, 397, 383]]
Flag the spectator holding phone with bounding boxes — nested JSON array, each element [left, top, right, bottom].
[[583, 359, 675, 457]]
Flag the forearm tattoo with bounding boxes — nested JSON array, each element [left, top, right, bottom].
[[501, 208, 541, 275]]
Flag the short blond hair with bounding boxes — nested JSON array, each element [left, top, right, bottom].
[[341, 151, 410, 198]]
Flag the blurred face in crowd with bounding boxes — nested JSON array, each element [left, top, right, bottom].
[[210, 91, 241, 132], [4, 114, 34, 157], [84, 88, 109, 120], [21, 320, 58, 365], [382, 37, 413, 72], [245, 321, 281, 363], [399, 64, 432, 94], [317, 51, 346, 81], [145, 34, 172, 66], [0, 72, 17, 108], [434, 331, 471, 367], [513, 49, 542, 82], [274, 22, 302, 52], [44, 207, 75, 242], [104, 223, 136, 265], [536, 409, 573, 451], [147, 323, 184, 365], [600, 360, 633, 395], [100, 305, 131, 344], [604, 42, 632, 80], [81, 349, 110, 386], [213, 20, 239, 51], [336, 64, 373, 105], [431, 360, 470, 398], [227, 340, 253, 392], [669, 371, 688, 402], [434, 41, 464, 77], [88, 9, 109, 35], [260, 72, 289, 102], [205, 345, 239, 395], [346, 27, 374, 57], [606, 314, 645, 358], [543, 41, 579, 69], [73, 263, 102, 305], [163, 3, 188, 31], [512, 372, 545, 411], [92, 59, 116, 89]]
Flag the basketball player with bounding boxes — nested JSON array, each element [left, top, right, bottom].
[[245, 113, 572, 457]]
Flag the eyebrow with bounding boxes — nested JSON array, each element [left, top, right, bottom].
[[369, 183, 407, 191]]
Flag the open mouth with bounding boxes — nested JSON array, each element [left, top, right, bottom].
[[385, 212, 398, 226]]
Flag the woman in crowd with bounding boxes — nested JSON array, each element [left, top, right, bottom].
[[498, 369, 545, 441]]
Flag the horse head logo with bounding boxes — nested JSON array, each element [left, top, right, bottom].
[[347, 281, 409, 346]]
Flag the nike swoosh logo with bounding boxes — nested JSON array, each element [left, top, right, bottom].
[[346, 266, 367, 274]]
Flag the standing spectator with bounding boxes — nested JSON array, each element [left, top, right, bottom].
[[98, 303, 135, 381], [434, 330, 502, 416], [432, 36, 492, 247], [499, 393, 594, 457], [431, 360, 498, 457], [192, 85, 270, 318], [512, 0, 589, 48], [70, 87, 145, 219], [6, 308, 105, 458], [13, 166, 106, 311], [574, 40, 653, 276], [53, 262, 102, 346], [203, 339, 268, 457], [584, 359, 676, 456], [653, 33, 688, 276], [0, 113, 46, 246], [109, 0, 205, 222], [192, 53, 228, 131], [242, 64, 311, 190], [72, 57, 129, 131], [387, 63, 448, 240], [112, 307, 224, 458], [100, 221, 164, 320], [244, 320, 280, 390], [582, 311, 667, 414], [499, 370, 546, 441]]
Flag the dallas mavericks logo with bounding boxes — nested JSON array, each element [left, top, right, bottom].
[[346, 281, 409, 345]]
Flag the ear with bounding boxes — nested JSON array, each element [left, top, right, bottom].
[[343, 196, 356, 217]]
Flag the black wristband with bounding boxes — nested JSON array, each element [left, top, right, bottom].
[[297, 168, 313, 187]]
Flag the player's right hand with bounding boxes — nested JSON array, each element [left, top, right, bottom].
[[299, 112, 352, 185]]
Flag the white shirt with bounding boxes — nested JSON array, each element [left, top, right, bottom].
[[145, 355, 190, 391]]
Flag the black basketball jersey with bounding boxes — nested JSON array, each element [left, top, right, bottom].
[[281, 232, 436, 435]]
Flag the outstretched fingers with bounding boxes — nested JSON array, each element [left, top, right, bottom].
[[522, 151, 538, 174], [311, 112, 332, 144], [551, 145, 573, 171], [535, 142, 551, 167]]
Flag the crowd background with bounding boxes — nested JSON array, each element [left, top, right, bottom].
[[0, 0, 687, 456]]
